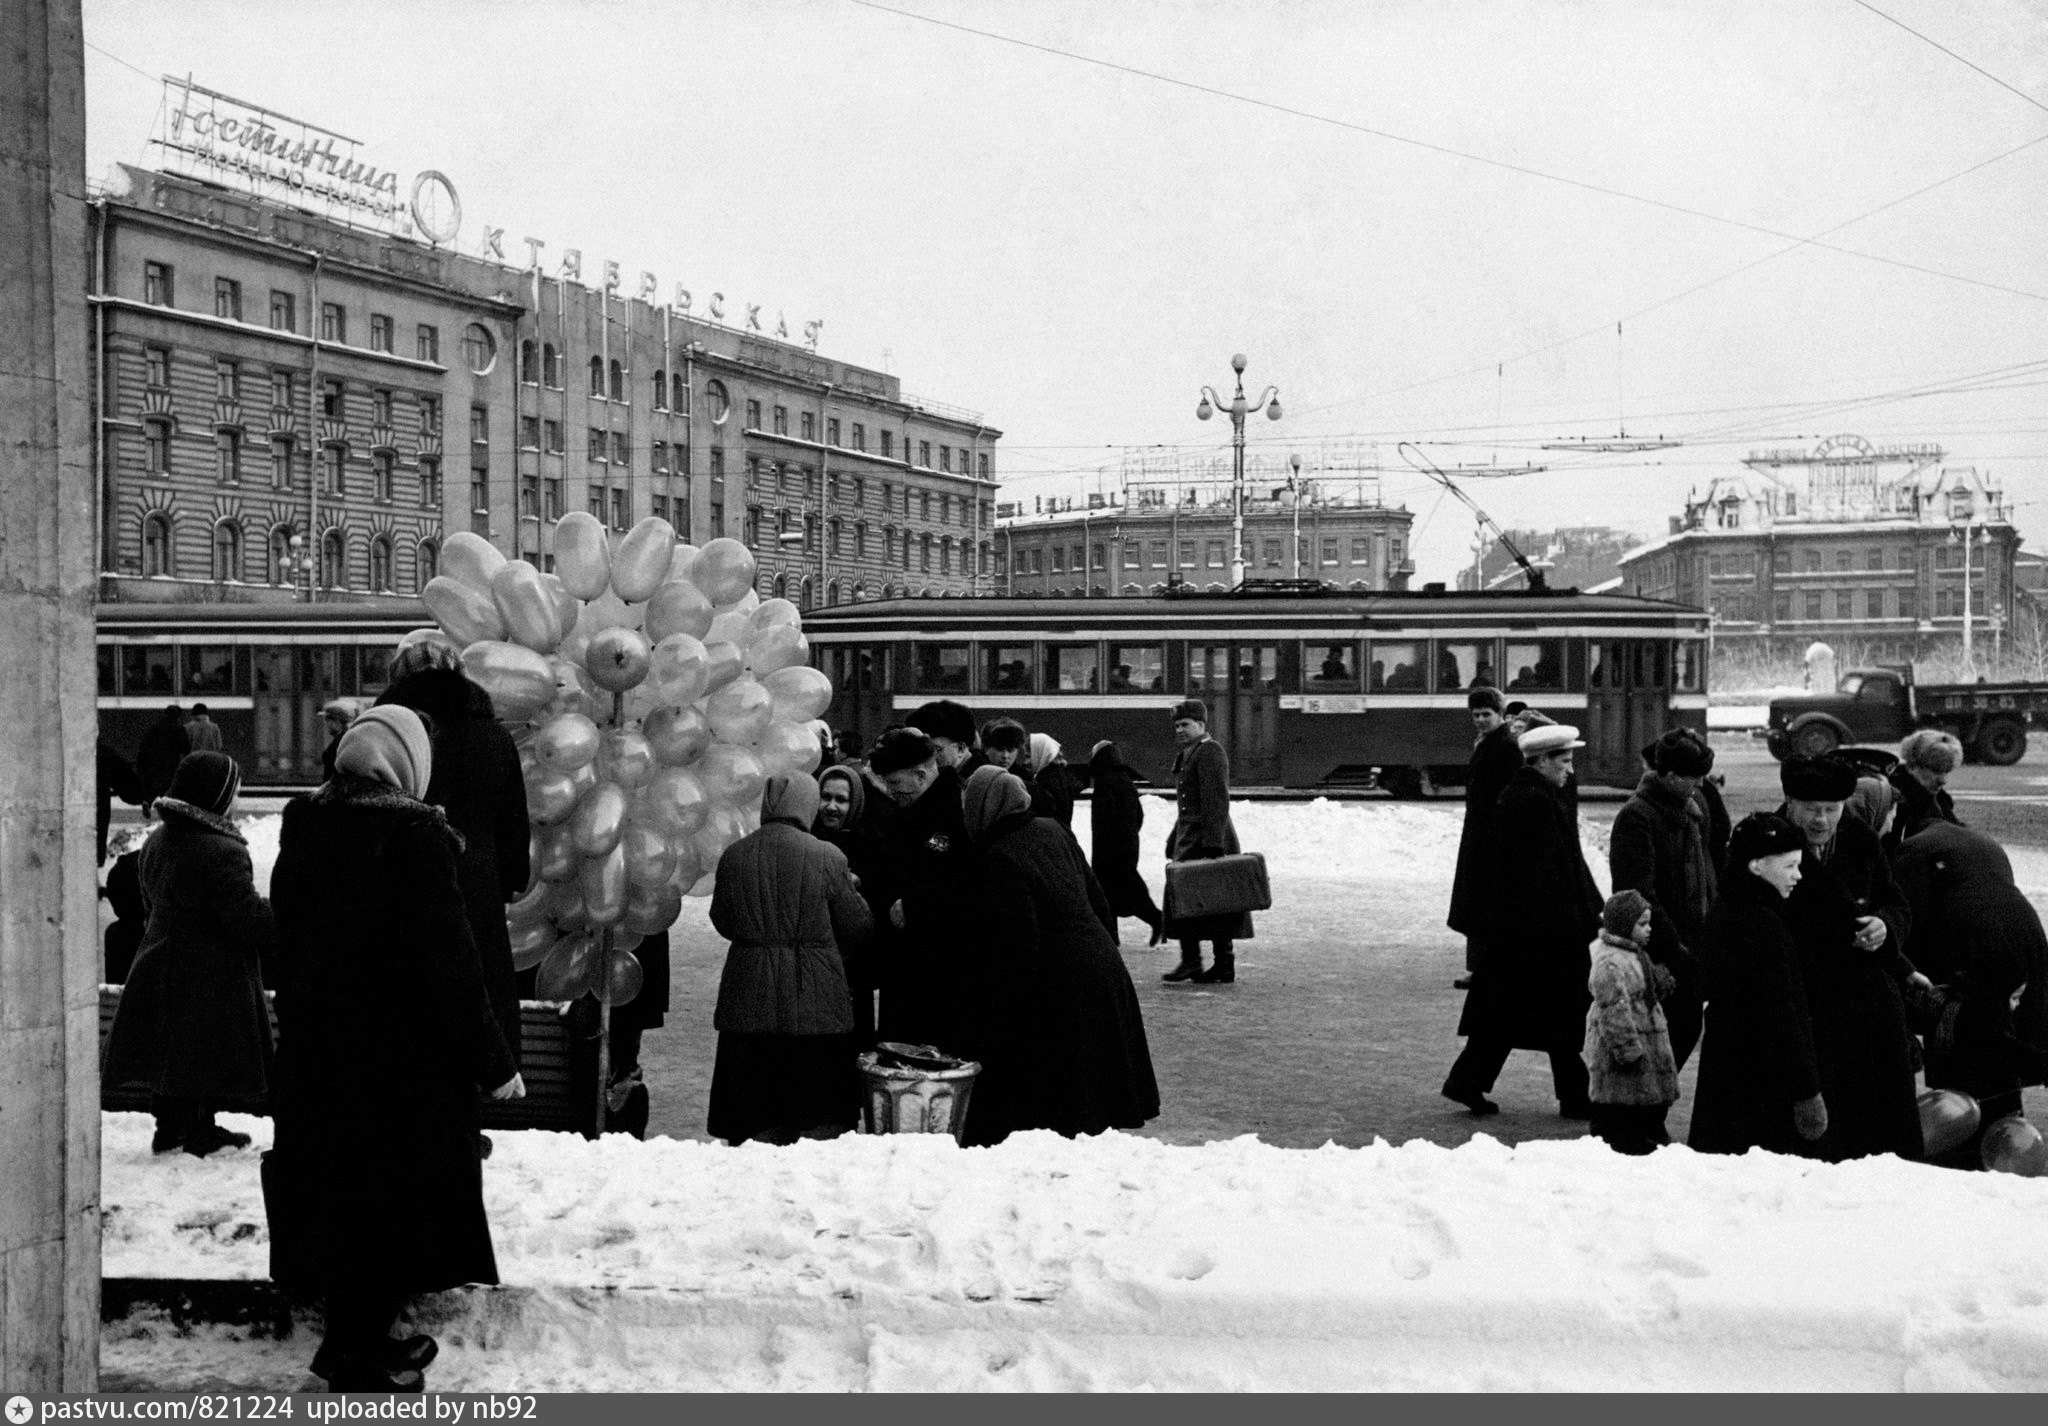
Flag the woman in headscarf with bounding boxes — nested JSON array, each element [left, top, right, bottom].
[[707, 772, 873, 1145], [1026, 731, 1081, 831], [103, 751, 275, 1158], [811, 763, 888, 1040], [948, 766, 1160, 1146], [267, 705, 522, 1393], [1086, 740, 1165, 946]]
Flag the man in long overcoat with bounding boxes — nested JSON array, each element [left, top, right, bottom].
[[1442, 723, 1601, 1117], [1162, 698, 1250, 985], [1447, 686, 1521, 989], [867, 727, 971, 1046]]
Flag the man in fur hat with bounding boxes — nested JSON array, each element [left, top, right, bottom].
[[1161, 699, 1249, 984]]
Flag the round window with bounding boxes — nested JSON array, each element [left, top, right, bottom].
[[705, 378, 731, 425], [462, 323, 497, 375]]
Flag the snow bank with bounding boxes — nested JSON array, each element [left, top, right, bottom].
[[101, 1112, 2048, 1391]]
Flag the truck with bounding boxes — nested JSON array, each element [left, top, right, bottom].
[[1763, 666, 2048, 766]]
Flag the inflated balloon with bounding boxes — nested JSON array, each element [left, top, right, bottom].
[[665, 842, 704, 894], [550, 511, 612, 599], [594, 947, 644, 1008], [538, 822, 581, 882], [643, 704, 712, 767], [762, 665, 833, 724], [584, 626, 652, 694], [565, 760, 599, 802], [668, 543, 701, 588], [541, 573, 580, 642], [534, 712, 601, 773], [423, 575, 507, 647], [755, 720, 823, 777], [729, 589, 761, 616], [509, 920, 556, 973], [622, 821, 678, 890], [610, 516, 677, 603], [744, 623, 807, 678], [580, 843, 629, 926], [645, 579, 715, 644], [598, 730, 657, 793], [461, 641, 556, 721], [527, 769, 582, 827], [535, 932, 597, 1001], [545, 658, 598, 722], [507, 872, 551, 923], [706, 678, 774, 745], [687, 871, 716, 898], [441, 531, 507, 596], [637, 766, 711, 836], [691, 538, 757, 605], [621, 886, 684, 937], [1917, 1089, 1981, 1158], [697, 744, 766, 808], [701, 641, 744, 696], [581, 589, 644, 634], [546, 877, 588, 927], [706, 606, 753, 648], [491, 560, 563, 654], [569, 781, 628, 857], [647, 633, 710, 706], [749, 598, 800, 635], [1981, 1114, 2048, 1176]]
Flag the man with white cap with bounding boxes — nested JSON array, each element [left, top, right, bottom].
[[1441, 722, 1603, 1118]]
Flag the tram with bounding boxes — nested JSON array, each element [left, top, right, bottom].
[[98, 600, 424, 786], [802, 584, 1710, 792]]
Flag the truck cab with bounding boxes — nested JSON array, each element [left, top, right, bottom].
[[1765, 667, 1911, 760]]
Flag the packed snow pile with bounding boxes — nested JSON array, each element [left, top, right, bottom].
[[102, 1111, 2048, 1391]]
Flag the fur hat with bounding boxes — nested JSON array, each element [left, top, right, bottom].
[[906, 699, 976, 747], [1899, 728, 1963, 775], [1727, 811, 1805, 868], [335, 704, 434, 798], [1602, 889, 1652, 940], [867, 727, 937, 777], [1172, 698, 1208, 724], [1780, 753, 1859, 802], [980, 717, 1029, 753], [1518, 723, 1584, 757], [1644, 726, 1715, 777], [1467, 685, 1505, 713], [166, 751, 241, 816]]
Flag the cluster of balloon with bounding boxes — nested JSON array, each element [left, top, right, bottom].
[[418, 519, 833, 1010]]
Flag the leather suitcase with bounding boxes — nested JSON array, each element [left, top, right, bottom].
[[1164, 852, 1271, 920]]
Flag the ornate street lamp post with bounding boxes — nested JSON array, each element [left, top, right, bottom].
[[1197, 353, 1281, 590]]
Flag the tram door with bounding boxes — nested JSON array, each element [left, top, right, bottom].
[[1583, 639, 1671, 786], [1188, 643, 1280, 785], [250, 648, 298, 782], [817, 644, 893, 750]]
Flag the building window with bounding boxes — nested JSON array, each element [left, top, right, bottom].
[[1898, 588, 1916, 620], [369, 536, 393, 592], [826, 417, 840, 446], [918, 440, 931, 468], [270, 368, 294, 412], [419, 394, 440, 436], [1836, 590, 1854, 619], [216, 430, 241, 485], [416, 539, 439, 588], [211, 521, 242, 581], [321, 529, 346, 588], [1867, 589, 1885, 619], [416, 324, 439, 362], [544, 419, 563, 454], [144, 261, 174, 306], [1867, 549, 1885, 571], [214, 359, 238, 402], [144, 345, 170, 388], [1351, 537, 1370, 563], [1802, 549, 1821, 573], [370, 313, 393, 353], [608, 360, 624, 402], [588, 357, 606, 397], [520, 415, 540, 450], [321, 378, 344, 419], [320, 302, 346, 343], [880, 430, 894, 459], [939, 446, 952, 472], [651, 369, 667, 409], [372, 389, 393, 427], [142, 512, 173, 576], [1262, 538, 1280, 567], [544, 477, 562, 520], [920, 534, 933, 572], [801, 411, 815, 441], [979, 453, 990, 480], [461, 324, 496, 375], [1210, 541, 1227, 568], [419, 458, 441, 508], [269, 437, 292, 490], [611, 431, 630, 466], [588, 427, 606, 462], [670, 373, 685, 412], [266, 525, 294, 585], [920, 491, 932, 521], [520, 340, 539, 384], [323, 446, 345, 495], [609, 488, 628, 528], [270, 290, 296, 332], [773, 404, 788, 435], [471, 471, 489, 515], [213, 277, 240, 321], [1805, 591, 1823, 620], [850, 422, 865, 451], [143, 419, 171, 474], [373, 451, 395, 502], [652, 440, 669, 473], [542, 343, 560, 387]]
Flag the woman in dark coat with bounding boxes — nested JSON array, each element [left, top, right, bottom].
[[707, 772, 873, 1144], [1027, 732, 1081, 832], [867, 728, 971, 1045], [377, 643, 531, 1071], [1087, 739, 1165, 945], [950, 767, 1160, 1146], [1776, 755, 1925, 1163], [268, 705, 521, 1393], [1892, 821, 2048, 1168], [813, 764, 888, 1040], [103, 752, 275, 1157], [1690, 814, 1829, 1156]]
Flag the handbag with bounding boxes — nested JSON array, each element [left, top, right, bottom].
[[1164, 852, 1272, 920]]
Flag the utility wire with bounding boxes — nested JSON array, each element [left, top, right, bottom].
[[1849, 0, 2048, 117], [848, 0, 2048, 303]]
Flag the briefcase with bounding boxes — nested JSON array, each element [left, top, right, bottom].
[[1164, 852, 1271, 920]]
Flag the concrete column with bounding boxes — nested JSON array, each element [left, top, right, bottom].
[[0, 0, 98, 1394]]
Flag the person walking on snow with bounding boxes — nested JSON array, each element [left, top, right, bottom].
[[1161, 699, 1250, 985], [1447, 686, 1521, 990]]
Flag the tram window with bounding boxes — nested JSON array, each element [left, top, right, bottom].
[[252, 648, 290, 694], [297, 647, 344, 697], [1108, 643, 1164, 692], [97, 645, 117, 696], [122, 645, 176, 695], [984, 644, 1035, 692], [1188, 646, 1230, 690], [1503, 640, 1563, 692], [1675, 641, 1704, 693], [182, 645, 236, 696], [1238, 647, 1278, 691], [1436, 641, 1493, 690], [1045, 644, 1100, 692], [1306, 641, 1358, 689], [359, 645, 395, 696], [912, 642, 970, 692], [1368, 641, 1423, 691]]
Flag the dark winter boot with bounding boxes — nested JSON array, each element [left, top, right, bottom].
[[1193, 944, 1236, 984], [1162, 943, 1204, 982]]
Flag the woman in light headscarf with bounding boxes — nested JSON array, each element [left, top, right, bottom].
[[267, 704, 522, 1393], [1026, 731, 1080, 831], [947, 766, 1159, 1146], [707, 772, 873, 1145], [812, 763, 888, 1041]]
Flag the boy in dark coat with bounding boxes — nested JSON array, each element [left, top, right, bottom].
[[1443, 723, 1601, 1118], [1448, 686, 1521, 989], [1607, 727, 1719, 1068], [1162, 698, 1250, 984], [1087, 740, 1165, 945], [376, 643, 531, 1070], [951, 767, 1159, 1145], [268, 705, 521, 1393]]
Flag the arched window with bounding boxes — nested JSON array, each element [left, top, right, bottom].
[[608, 359, 624, 402], [519, 339, 538, 384], [543, 344, 561, 388], [798, 577, 813, 611], [920, 534, 933, 572], [270, 525, 295, 585], [211, 519, 242, 582], [369, 535, 394, 592], [321, 528, 346, 589], [651, 370, 667, 410], [588, 356, 605, 396], [852, 582, 866, 603], [772, 574, 787, 600], [939, 537, 952, 574], [142, 511, 173, 576], [415, 538, 438, 590], [670, 373, 685, 412], [855, 523, 868, 559], [826, 580, 840, 606]]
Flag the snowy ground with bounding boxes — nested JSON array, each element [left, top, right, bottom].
[[102, 797, 2048, 1391]]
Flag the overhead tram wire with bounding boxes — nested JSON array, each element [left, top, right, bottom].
[[1849, 0, 2048, 119], [848, 0, 2048, 307]]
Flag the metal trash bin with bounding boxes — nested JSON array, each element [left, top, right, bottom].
[[858, 1043, 980, 1142]]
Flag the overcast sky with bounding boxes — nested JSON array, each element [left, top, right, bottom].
[[81, 0, 2048, 583]]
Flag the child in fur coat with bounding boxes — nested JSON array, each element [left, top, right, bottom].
[[1585, 889, 1680, 1154]]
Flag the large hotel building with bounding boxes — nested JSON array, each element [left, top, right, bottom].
[[92, 162, 999, 608]]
